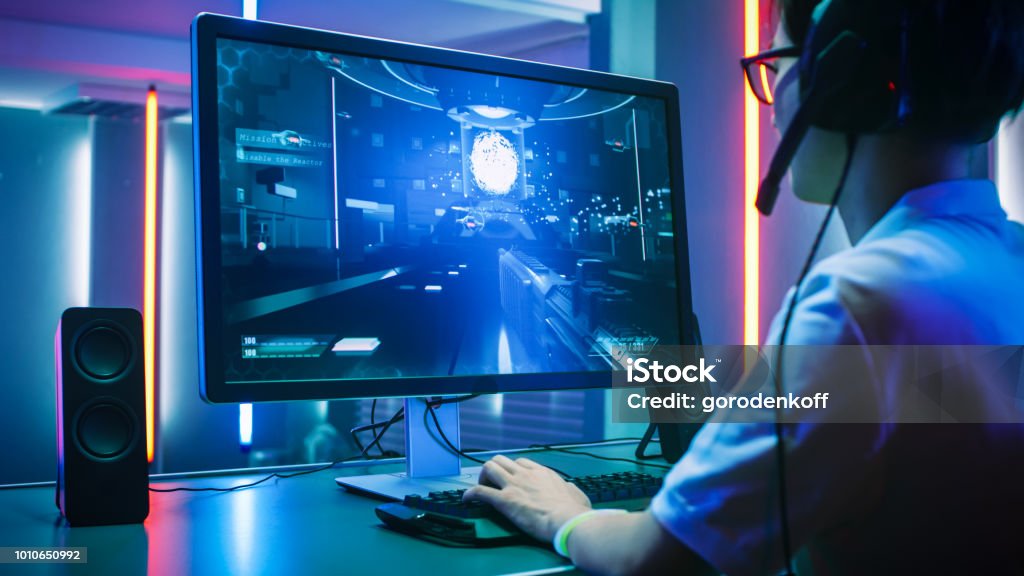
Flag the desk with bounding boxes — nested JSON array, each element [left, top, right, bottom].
[[0, 441, 666, 575]]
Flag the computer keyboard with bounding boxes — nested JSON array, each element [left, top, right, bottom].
[[375, 471, 662, 547]]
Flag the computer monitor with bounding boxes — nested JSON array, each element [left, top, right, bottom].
[[191, 13, 695, 496]]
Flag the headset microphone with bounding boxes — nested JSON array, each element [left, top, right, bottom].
[[756, 95, 816, 215], [755, 31, 869, 216]]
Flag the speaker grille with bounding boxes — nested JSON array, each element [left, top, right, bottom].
[[75, 326, 130, 380], [77, 403, 133, 459]]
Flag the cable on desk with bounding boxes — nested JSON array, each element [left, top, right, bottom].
[[150, 407, 406, 493], [533, 437, 648, 448], [527, 444, 673, 471]]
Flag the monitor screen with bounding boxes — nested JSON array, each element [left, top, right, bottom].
[[192, 15, 694, 402]]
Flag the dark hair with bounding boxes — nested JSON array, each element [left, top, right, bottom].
[[775, 0, 1024, 142]]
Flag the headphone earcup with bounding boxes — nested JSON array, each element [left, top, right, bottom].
[[799, 0, 905, 134]]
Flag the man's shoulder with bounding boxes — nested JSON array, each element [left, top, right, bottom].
[[807, 235, 932, 298], [799, 223, 1024, 343]]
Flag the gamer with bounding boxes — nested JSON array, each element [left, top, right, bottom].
[[464, 1, 1024, 574]]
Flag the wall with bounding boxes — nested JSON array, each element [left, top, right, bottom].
[[654, 0, 746, 345], [90, 118, 146, 309], [654, 0, 851, 346], [0, 108, 92, 484]]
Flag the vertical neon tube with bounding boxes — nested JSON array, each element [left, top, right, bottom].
[[243, 0, 258, 21], [744, 0, 760, 346], [144, 86, 158, 463], [239, 403, 253, 448], [73, 121, 94, 307]]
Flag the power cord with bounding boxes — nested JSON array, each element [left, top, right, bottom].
[[771, 133, 858, 574], [371, 398, 382, 455], [350, 399, 402, 458], [540, 436, 647, 446], [348, 396, 481, 458], [528, 443, 672, 471], [423, 400, 487, 466], [423, 399, 577, 479]]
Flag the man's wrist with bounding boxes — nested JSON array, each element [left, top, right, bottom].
[[544, 504, 591, 542], [552, 509, 628, 558]]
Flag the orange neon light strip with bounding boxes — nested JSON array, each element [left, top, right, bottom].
[[759, 65, 773, 105], [144, 87, 158, 463], [744, 0, 760, 346]]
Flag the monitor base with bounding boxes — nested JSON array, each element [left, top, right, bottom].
[[336, 466, 482, 501], [337, 397, 479, 501]]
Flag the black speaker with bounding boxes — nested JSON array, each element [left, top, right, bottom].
[[55, 307, 149, 526]]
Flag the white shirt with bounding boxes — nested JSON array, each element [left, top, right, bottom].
[[651, 180, 1024, 575]]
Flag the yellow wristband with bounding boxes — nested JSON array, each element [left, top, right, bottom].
[[552, 509, 627, 558]]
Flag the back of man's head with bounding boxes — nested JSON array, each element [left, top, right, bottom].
[[777, 0, 1024, 143]]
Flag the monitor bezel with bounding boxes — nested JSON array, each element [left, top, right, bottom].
[[191, 12, 695, 403]]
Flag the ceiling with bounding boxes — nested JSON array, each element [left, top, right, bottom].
[[0, 0, 593, 108], [0, 0, 241, 39]]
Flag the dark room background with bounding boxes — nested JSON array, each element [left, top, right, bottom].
[[1, 0, 1016, 484]]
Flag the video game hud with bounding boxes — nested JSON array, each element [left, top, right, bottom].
[[215, 38, 682, 386]]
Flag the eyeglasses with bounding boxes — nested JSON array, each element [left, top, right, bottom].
[[740, 46, 801, 105]]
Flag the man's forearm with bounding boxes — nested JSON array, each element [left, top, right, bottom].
[[566, 510, 712, 576]]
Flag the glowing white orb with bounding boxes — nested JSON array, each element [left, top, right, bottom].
[[469, 131, 519, 196], [468, 105, 514, 119]]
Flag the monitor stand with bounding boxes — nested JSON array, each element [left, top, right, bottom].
[[335, 397, 482, 501]]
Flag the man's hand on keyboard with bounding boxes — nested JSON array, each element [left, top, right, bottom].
[[463, 454, 591, 542]]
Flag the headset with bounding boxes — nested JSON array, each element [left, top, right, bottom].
[[757, 0, 912, 216], [756, 1, 913, 573]]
